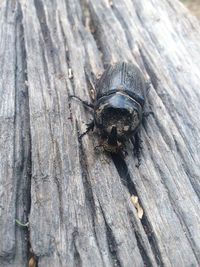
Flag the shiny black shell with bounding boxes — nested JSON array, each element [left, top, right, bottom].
[[95, 62, 146, 106], [92, 62, 147, 146]]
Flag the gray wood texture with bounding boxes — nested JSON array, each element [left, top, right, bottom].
[[0, 0, 200, 266]]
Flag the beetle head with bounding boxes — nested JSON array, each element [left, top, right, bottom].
[[95, 92, 142, 140]]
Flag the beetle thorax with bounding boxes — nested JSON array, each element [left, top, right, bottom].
[[102, 108, 139, 137], [95, 92, 142, 140]]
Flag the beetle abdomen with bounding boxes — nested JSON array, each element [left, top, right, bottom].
[[96, 62, 146, 106]]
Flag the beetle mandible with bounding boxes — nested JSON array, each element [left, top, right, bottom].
[[72, 62, 150, 159]]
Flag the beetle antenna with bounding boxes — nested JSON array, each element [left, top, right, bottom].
[[131, 134, 142, 167], [69, 95, 94, 109]]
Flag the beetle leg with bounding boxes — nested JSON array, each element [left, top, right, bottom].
[[69, 95, 94, 109], [143, 111, 154, 117], [79, 121, 94, 140], [131, 133, 143, 167], [142, 110, 154, 125]]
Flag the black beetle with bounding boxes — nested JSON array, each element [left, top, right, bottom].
[[72, 62, 150, 158]]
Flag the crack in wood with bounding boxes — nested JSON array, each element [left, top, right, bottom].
[[139, 48, 159, 90], [155, 165, 200, 262], [34, 0, 55, 60], [109, 2, 134, 52], [99, 204, 122, 267], [58, 14, 76, 98], [151, 110, 200, 201], [173, 138, 200, 199], [77, 122, 105, 264], [52, 140, 64, 223], [13, 2, 33, 266], [1, 0, 200, 266], [111, 154, 137, 196], [77, 123, 96, 217], [111, 153, 163, 266], [72, 230, 82, 267], [134, 230, 153, 267], [140, 216, 164, 267], [86, 2, 109, 66]]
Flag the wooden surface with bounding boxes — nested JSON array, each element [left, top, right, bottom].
[[0, 0, 200, 266]]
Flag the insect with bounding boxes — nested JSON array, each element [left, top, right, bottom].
[[72, 62, 151, 160]]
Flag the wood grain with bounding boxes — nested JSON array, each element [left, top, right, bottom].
[[0, 0, 199, 266]]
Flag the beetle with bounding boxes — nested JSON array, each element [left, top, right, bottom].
[[72, 62, 150, 160]]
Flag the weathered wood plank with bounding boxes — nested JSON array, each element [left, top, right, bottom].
[[0, 0, 200, 266], [0, 1, 30, 266]]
